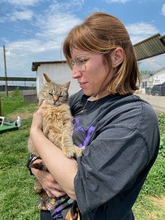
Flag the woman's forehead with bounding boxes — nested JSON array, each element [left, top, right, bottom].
[[70, 47, 97, 58]]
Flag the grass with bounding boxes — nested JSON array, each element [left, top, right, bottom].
[[0, 91, 165, 220]]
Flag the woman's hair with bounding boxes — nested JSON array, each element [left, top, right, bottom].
[[63, 12, 140, 95]]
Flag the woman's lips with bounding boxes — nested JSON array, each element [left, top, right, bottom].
[[79, 82, 88, 88]]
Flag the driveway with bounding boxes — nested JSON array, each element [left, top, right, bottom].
[[137, 94, 165, 113]]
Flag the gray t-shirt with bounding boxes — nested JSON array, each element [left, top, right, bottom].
[[69, 90, 160, 220]]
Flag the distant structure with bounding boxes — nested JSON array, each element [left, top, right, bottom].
[[31, 61, 80, 96]]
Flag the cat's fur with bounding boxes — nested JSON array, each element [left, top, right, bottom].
[[28, 73, 83, 210]]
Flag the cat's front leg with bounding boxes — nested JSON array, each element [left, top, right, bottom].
[[61, 133, 76, 158]]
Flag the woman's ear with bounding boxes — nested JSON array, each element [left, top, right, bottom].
[[111, 47, 124, 67]]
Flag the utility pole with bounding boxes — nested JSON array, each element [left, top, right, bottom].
[[0, 97, 2, 116], [3, 45, 8, 96]]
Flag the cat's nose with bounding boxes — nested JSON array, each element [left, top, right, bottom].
[[54, 99, 59, 105], [53, 97, 58, 102]]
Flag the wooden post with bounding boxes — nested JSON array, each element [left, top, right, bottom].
[[3, 45, 8, 96], [0, 97, 2, 116]]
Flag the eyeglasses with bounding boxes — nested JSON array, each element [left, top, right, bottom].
[[70, 56, 87, 71]]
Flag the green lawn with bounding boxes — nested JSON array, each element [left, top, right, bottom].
[[0, 91, 165, 219]]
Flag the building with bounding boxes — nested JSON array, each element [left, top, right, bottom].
[[31, 61, 80, 97], [141, 67, 165, 89], [152, 67, 165, 85]]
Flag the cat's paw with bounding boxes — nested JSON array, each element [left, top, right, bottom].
[[75, 146, 85, 157], [64, 148, 76, 158]]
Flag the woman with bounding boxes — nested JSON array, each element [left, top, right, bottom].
[[29, 12, 160, 220]]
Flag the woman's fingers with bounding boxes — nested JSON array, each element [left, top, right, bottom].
[[43, 181, 66, 198], [45, 188, 66, 198], [32, 167, 66, 198]]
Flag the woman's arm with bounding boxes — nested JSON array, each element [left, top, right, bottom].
[[30, 105, 78, 200], [31, 161, 66, 198]]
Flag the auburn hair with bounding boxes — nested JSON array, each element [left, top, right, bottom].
[[63, 12, 140, 95]]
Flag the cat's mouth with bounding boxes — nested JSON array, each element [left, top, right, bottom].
[[52, 101, 66, 106], [54, 102, 61, 106]]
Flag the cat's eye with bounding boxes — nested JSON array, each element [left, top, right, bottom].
[[49, 93, 53, 96], [58, 93, 62, 98]]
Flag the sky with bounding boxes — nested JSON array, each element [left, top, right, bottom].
[[0, 0, 165, 79]]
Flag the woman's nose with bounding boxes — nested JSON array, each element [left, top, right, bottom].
[[72, 66, 82, 79]]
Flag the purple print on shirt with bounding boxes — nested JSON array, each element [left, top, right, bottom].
[[73, 118, 95, 148]]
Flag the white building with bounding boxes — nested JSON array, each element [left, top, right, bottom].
[[32, 61, 80, 97], [152, 67, 165, 85], [141, 67, 165, 89]]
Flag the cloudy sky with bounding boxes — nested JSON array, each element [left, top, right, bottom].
[[0, 0, 165, 78]]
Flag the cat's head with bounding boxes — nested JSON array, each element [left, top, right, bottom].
[[39, 73, 70, 106]]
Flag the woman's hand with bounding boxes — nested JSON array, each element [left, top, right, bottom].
[[31, 159, 66, 198], [30, 104, 44, 133]]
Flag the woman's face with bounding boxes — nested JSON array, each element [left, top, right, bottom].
[[70, 48, 115, 97]]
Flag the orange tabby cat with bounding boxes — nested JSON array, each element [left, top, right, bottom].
[[28, 73, 83, 210]]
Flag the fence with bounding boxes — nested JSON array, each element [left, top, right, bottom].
[[0, 77, 36, 93]]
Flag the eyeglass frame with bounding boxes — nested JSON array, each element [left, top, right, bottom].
[[69, 56, 88, 71], [69, 49, 115, 71]]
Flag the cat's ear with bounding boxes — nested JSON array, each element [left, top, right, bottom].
[[62, 81, 71, 89], [43, 73, 52, 83]]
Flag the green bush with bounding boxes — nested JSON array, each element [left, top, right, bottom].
[[139, 113, 165, 196], [141, 155, 165, 195], [158, 114, 165, 158]]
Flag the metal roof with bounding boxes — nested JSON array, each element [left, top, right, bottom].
[[133, 33, 165, 61], [32, 60, 66, 71]]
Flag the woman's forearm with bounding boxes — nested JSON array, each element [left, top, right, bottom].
[[30, 127, 78, 200]]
